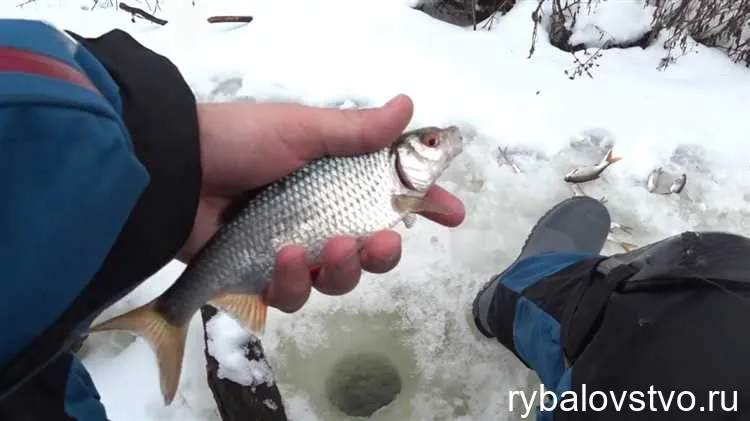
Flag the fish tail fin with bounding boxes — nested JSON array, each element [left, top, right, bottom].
[[604, 148, 622, 164], [209, 293, 268, 335], [620, 241, 639, 252], [89, 301, 188, 405]]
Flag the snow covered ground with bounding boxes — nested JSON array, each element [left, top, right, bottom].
[[4, 0, 750, 420]]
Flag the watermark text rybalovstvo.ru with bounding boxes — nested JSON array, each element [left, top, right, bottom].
[[509, 384, 737, 418]]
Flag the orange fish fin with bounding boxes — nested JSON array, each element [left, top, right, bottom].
[[88, 301, 188, 405], [209, 293, 268, 335], [620, 242, 639, 252], [605, 148, 622, 164]]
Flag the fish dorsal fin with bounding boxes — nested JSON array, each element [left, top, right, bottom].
[[88, 301, 188, 405], [209, 293, 268, 335]]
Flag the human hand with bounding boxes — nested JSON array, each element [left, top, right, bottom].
[[178, 95, 465, 313]]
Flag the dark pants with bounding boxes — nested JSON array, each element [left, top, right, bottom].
[[0, 352, 107, 421], [489, 231, 750, 420]]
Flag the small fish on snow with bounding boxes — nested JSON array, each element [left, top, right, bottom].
[[646, 167, 686, 195], [609, 222, 632, 235], [670, 173, 687, 194], [646, 167, 663, 193], [564, 148, 622, 183], [86, 126, 465, 405]]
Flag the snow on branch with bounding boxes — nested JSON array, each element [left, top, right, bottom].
[[201, 305, 288, 421]]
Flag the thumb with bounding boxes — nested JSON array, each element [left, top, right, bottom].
[[264, 94, 414, 161], [197, 94, 415, 193]]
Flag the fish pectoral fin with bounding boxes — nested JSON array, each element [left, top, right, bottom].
[[393, 194, 453, 215], [403, 213, 417, 228], [209, 293, 268, 335], [88, 301, 188, 406]]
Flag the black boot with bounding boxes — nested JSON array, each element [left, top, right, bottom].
[[472, 196, 612, 338]]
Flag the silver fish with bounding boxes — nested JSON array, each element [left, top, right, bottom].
[[88, 126, 464, 404], [670, 173, 687, 194], [646, 167, 663, 193], [646, 167, 686, 195], [498, 146, 522, 174], [564, 148, 622, 183], [609, 222, 632, 235]]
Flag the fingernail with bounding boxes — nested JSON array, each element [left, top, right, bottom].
[[363, 249, 400, 274], [384, 95, 402, 107], [385, 249, 400, 264], [333, 250, 359, 271]]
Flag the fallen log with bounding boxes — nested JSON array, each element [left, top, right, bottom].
[[201, 305, 287, 421], [207, 16, 254, 24], [119, 2, 168, 25]]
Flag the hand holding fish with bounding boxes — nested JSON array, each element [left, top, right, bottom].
[[89, 95, 465, 404], [179, 94, 465, 313]]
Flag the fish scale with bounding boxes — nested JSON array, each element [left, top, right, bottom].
[[87, 125, 464, 405]]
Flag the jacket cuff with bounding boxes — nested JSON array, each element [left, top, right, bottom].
[[68, 29, 202, 277]]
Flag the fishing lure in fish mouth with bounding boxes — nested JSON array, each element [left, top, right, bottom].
[[87, 125, 465, 405]]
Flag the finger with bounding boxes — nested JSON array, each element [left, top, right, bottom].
[[360, 230, 402, 274], [314, 236, 363, 296], [418, 185, 466, 227], [264, 245, 312, 313]]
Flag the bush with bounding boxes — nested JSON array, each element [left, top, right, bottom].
[[650, 0, 750, 68], [528, 0, 750, 69]]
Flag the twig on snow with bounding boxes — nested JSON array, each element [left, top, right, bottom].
[[119, 2, 168, 25], [207, 16, 254, 24], [498, 146, 523, 174]]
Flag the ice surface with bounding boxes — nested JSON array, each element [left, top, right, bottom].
[[6, 0, 750, 420]]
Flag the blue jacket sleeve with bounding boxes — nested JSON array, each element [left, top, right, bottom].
[[0, 20, 202, 398], [0, 20, 149, 364]]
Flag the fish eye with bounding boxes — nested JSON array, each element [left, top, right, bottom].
[[422, 133, 440, 147]]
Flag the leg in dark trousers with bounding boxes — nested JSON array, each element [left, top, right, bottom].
[[472, 197, 750, 420], [0, 351, 108, 421]]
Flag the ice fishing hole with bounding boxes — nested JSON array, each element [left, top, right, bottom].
[[325, 352, 402, 417]]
